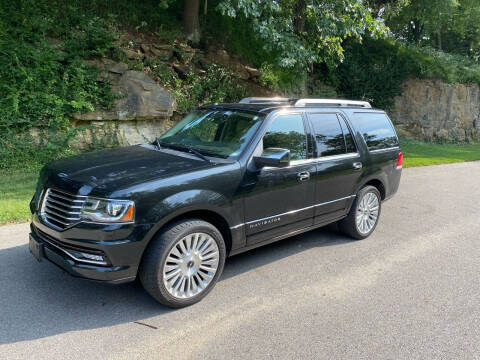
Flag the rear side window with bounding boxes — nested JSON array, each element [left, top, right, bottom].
[[339, 116, 357, 153], [309, 113, 357, 157], [353, 113, 399, 150]]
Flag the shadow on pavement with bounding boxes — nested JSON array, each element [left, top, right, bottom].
[[0, 223, 351, 345]]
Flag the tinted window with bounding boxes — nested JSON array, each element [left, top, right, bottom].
[[338, 116, 357, 153], [309, 114, 345, 157], [263, 114, 307, 160], [159, 110, 263, 158], [353, 113, 399, 150]]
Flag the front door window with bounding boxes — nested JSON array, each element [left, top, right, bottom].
[[262, 114, 307, 160]]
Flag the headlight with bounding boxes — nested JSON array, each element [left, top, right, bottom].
[[80, 197, 135, 223]]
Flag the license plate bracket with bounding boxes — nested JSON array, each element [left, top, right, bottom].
[[29, 234, 44, 262]]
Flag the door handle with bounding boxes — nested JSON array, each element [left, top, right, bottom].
[[353, 162, 363, 170], [297, 171, 310, 182]]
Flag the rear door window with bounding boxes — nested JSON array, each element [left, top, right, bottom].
[[309, 113, 344, 157], [309, 113, 358, 157], [352, 112, 399, 150]]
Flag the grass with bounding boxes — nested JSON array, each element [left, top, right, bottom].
[[0, 140, 479, 225], [400, 139, 480, 167], [0, 170, 38, 225]]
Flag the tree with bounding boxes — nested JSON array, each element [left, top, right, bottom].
[[385, 0, 480, 59], [184, 0, 201, 44], [293, 0, 306, 34], [386, 0, 458, 46], [217, 0, 387, 71], [448, 0, 480, 58]]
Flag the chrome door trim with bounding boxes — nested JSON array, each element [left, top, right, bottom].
[[265, 152, 360, 168], [368, 147, 400, 154], [313, 152, 359, 163], [230, 195, 356, 229]]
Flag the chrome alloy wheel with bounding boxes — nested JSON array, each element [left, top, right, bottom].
[[163, 232, 219, 299], [355, 192, 380, 235]]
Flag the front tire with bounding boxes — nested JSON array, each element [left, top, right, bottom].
[[338, 185, 382, 240], [139, 219, 226, 308]]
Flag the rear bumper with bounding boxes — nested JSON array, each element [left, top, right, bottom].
[[384, 167, 402, 201], [30, 217, 154, 284]]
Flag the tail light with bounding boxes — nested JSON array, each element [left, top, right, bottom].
[[396, 152, 403, 169]]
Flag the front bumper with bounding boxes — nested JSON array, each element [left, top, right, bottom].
[[30, 216, 153, 284]]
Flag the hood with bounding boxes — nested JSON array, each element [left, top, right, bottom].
[[43, 145, 215, 195]]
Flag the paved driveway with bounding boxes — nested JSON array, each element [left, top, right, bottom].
[[1, 162, 479, 359]]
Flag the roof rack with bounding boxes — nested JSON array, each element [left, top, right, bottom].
[[294, 98, 371, 108], [239, 97, 371, 108], [238, 97, 293, 104]]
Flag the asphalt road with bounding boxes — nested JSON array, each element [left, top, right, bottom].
[[1, 162, 479, 360]]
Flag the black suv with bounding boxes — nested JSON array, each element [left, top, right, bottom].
[[29, 97, 402, 307]]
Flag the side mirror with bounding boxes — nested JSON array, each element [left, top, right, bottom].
[[253, 148, 291, 168]]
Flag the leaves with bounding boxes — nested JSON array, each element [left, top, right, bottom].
[[0, 0, 117, 169], [218, 0, 387, 70]]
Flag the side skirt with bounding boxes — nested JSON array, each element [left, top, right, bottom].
[[229, 215, 347, 257]]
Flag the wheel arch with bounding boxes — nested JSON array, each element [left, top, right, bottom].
[[142, 206, 233, 260], [159, 209, 233, 254], [362, 178, 386, 200]]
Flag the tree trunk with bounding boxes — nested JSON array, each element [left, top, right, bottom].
[[412, 18, 423, 44], [183, 0, 200, 44], [293, 0, 306, 34], [437, 31, 442, 50], [294, 0, 308, 95]]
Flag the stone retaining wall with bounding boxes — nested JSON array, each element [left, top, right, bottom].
[[392, 79, 480, 142], [69, 70, 480, 148]]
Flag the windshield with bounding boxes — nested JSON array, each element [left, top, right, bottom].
[[158, 110, 264, 159]]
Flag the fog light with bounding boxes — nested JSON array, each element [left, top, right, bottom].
[[80, 253, 105, 262]]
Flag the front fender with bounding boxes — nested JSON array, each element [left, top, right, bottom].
[[142, 189, 235, 242]]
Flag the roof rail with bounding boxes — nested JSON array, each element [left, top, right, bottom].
[[294, 98, 371, 108], [238, 97, 292, 104]]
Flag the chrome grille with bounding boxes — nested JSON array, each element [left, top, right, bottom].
[[41, 188, 87, 230]]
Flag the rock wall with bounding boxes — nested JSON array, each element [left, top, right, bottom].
[[69, 118, 176, 149], [69, 56, 480, 147], [70, 59, 177, 148], [392, 79, 480, 142], [67, 39, 271, 149]]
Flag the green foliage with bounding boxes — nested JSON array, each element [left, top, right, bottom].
[[0, 0, 118, 170], [385, 0, 480, 59], [151, 62, 178, 84], [1, 0, 479, 174], [62, 0, 182, 33], [205, 8, 304, 93], [175, 64, 247, 114], [63, 16, 118, 58], [386, 0, 458, 43], [329, 38, 480, 109], [407, 45, 480, 83], [149, 61, 246, 114], [0, 132, 80, 171], [259, 64, 304, 94], [205, 10, 277, 69], [217, 0, 387, 71], [333, 38, 415, 108]]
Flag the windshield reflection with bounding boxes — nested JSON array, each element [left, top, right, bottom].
[[158, 110, 264, 159]]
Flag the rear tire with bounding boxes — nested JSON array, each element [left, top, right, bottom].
[[139, 219, 226, 308], [338, 185, 382, 240]]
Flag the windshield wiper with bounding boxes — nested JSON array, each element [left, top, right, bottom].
[[160, 142, 211, 163]]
